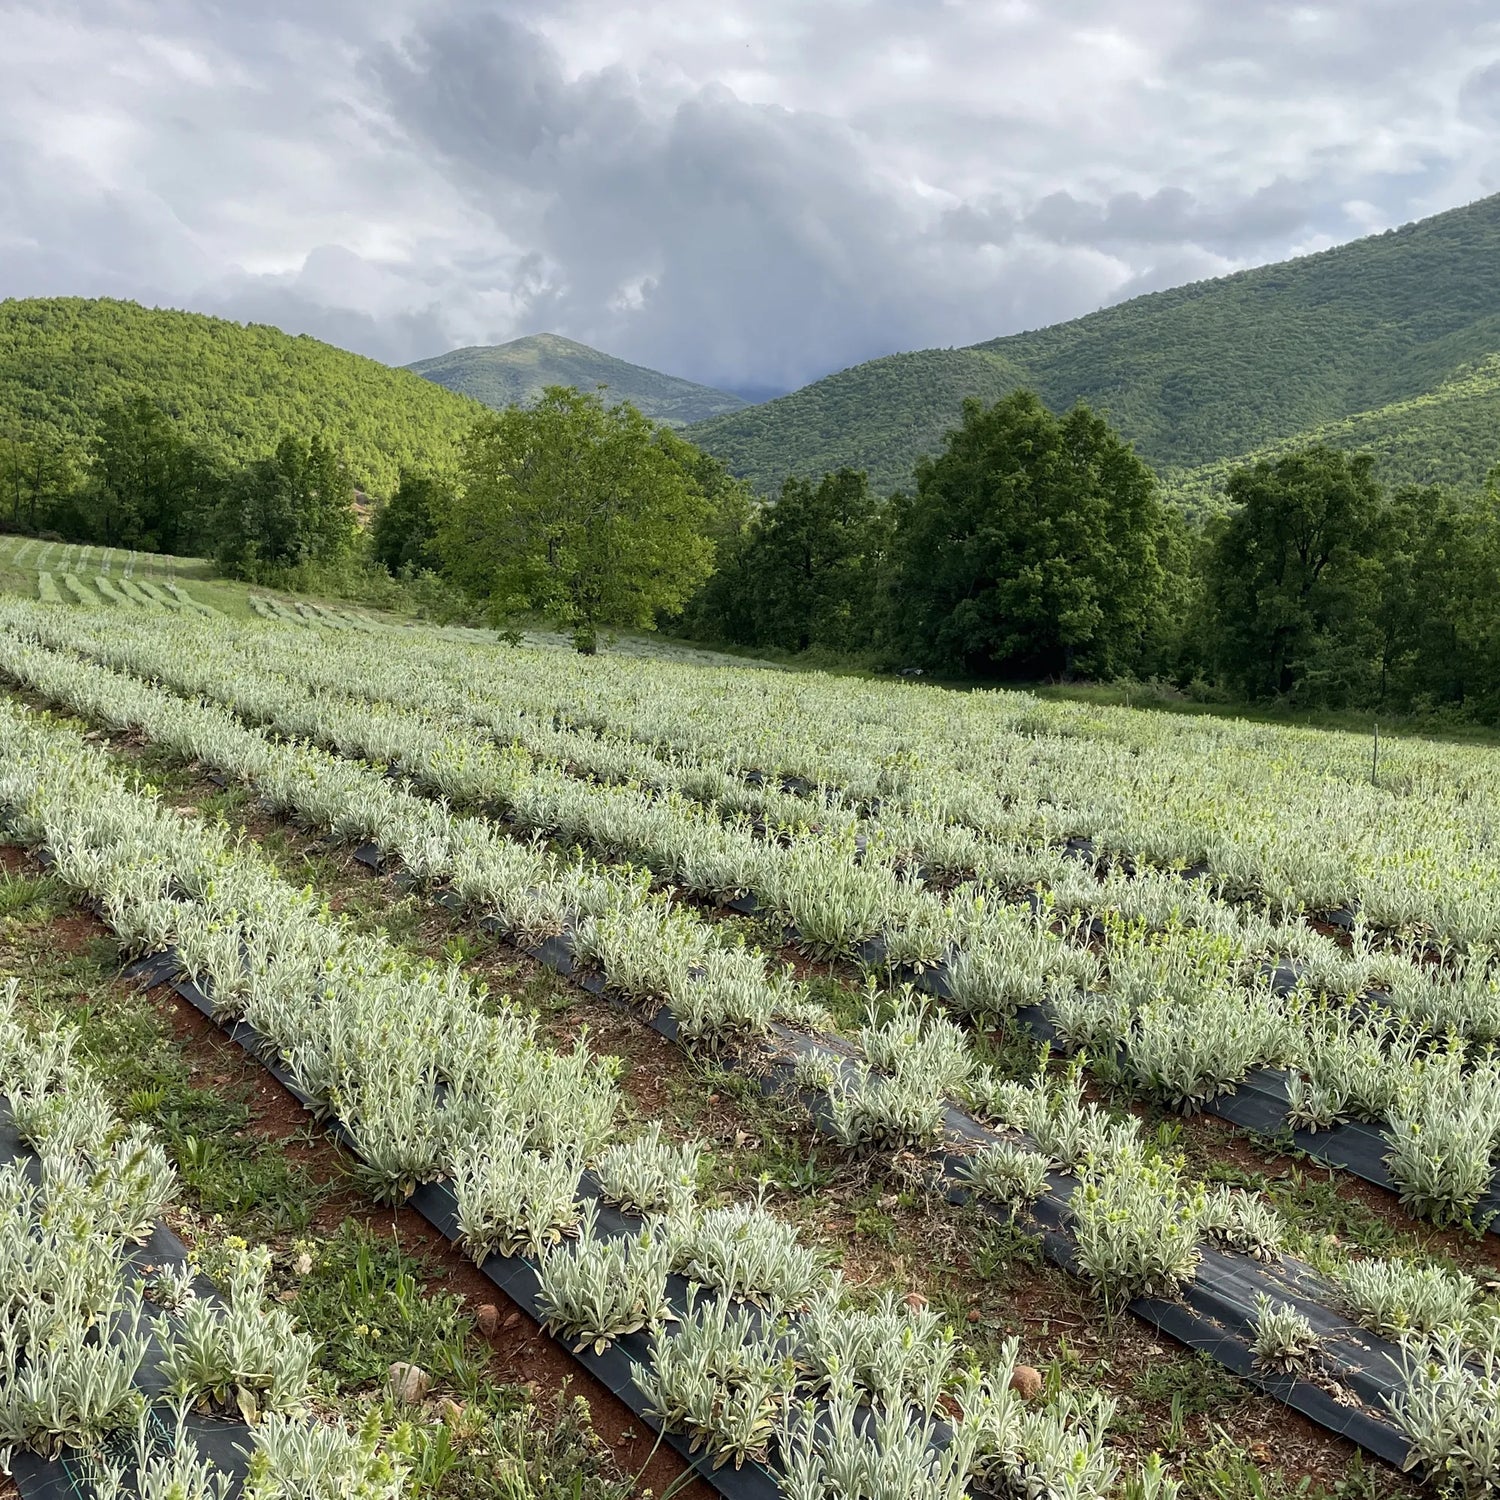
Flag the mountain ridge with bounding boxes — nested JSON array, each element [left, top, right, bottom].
[[407, 332, 748, 427], [686, 193, 1500, 499]]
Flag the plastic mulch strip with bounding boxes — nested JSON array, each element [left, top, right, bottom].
[[342, 861, 1420, 1469], [0, 1111, 253, 1500], [122, 952, 785, 1500]]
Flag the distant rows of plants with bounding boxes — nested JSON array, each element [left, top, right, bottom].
[[6, 358, 1500, 723]]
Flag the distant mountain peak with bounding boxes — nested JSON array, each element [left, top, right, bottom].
[[406, 334, 748, 427]]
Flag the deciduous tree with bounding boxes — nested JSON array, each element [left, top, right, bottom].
[[887, 391, 1168, 678], [1205, 446, 1384, 702], [215, 433, 354, 578], [440, 387, 715, 652]]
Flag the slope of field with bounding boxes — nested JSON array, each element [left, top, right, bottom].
[[7, 595, 1500, 1497], [408, 332, 747, 426], [0, 297, 484, 492], [688, 193, 1500, 496]]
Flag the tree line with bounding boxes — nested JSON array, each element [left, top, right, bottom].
[[8, 380, 1499, 724], [0, 395, 357, 577], [686, 393, 1500, 724]]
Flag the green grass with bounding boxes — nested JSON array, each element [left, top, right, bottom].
[[0, 871, 332, 1235], [1035, 678, 1500, 750]]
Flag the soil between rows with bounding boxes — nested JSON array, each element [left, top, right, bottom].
[[220, 825, 1415, 1496]]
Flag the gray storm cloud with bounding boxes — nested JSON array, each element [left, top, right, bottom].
[[0, 0, 1497, 391]]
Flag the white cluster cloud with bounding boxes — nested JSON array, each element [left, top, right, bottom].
[[1, 0, 1498, 393]]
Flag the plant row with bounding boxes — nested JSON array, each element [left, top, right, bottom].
[[9, 605, 1497, 1230], [0, 979, 409, 1497], [153, 611, 1500, 951], [2, 642, 1497, 1492], [23, 602, 1496, 1041], [0, 692, 1156, 1500]]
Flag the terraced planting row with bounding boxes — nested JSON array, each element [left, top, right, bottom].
[[7, 603, 1497, 1239], [0, 537, 212, 581], [245, 594, 396, 634], [1, 616, 1498, 1496], [32, 572, 219, 616]]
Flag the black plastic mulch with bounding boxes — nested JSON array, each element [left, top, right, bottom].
[[0, 1109, 252, 1500]]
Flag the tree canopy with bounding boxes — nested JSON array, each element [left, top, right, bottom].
[[887, 392, 1169, 678], [1204, 447, 1385, 702], [439, 387, 718, 650], [0, 296, 481, 495], [215, 434, 355, 579], [371, 467, 450, 576], [687, 468, 889, 653]]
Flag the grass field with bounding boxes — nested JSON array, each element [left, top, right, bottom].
[[1, 582, 1497, 1499]]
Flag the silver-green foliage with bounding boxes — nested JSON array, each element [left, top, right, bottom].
[[1070, 1152, 1206, 1311], [153, 1244, 316, 1421], [1386, 1332, 1500, 1498], [1251, 1296, 1320, 1373], [959, 1140, 1053, 1214], [1334, 1257, 1477, 1340], [672, 1197, 826, 1311], [1199, 1186, 1283, 1262], [634, 1295, 796, 1470], [535, 1199, 674, 1354], [594, 1123, 699, 1216]]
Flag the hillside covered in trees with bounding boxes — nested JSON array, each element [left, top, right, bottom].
[[0, 297, 482, 493], [1163, 354, 1500, 508], [687, 192, 1500, 499], [408, 332, 747, 427]]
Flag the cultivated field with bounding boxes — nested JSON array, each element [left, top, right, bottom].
[[1, 589, 1497, 1499]]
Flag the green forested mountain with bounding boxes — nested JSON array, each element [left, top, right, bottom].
[[407, 333, 747, 426], [1164, 355, 1500, 509], [687, 193, 1500, 496], [0, 297, 483, 493]]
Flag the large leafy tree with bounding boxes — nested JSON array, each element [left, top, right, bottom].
[[0, 433, 79, 535], [371, 466, 450, 576], [691, 468, 888, 652], [751, 469, 889, 652], [1205, 446, 1385, 702], [1375, 478, 1500, 717], [440, 387, 716, 652], [887, 391, 1169, 677], [215, 433, 355, 578]]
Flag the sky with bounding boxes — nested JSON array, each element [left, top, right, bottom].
[[3, 1, 1499, 397]]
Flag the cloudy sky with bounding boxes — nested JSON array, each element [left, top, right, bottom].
[[3, 1, 1499, 395]]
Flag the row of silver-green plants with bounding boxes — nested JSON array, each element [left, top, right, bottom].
[[29, 591, 1500, 954], [2, 623, 1493, 1232], [7, 605, 1497, 1062], [0, 655, 1494, 1494], [9, 601, 1496, 1050], [0, 980, 411, 1498], [0, 700, 1154, 1500], [1040, 914, 1500, 1229], [97, 600, 1500, 953]]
